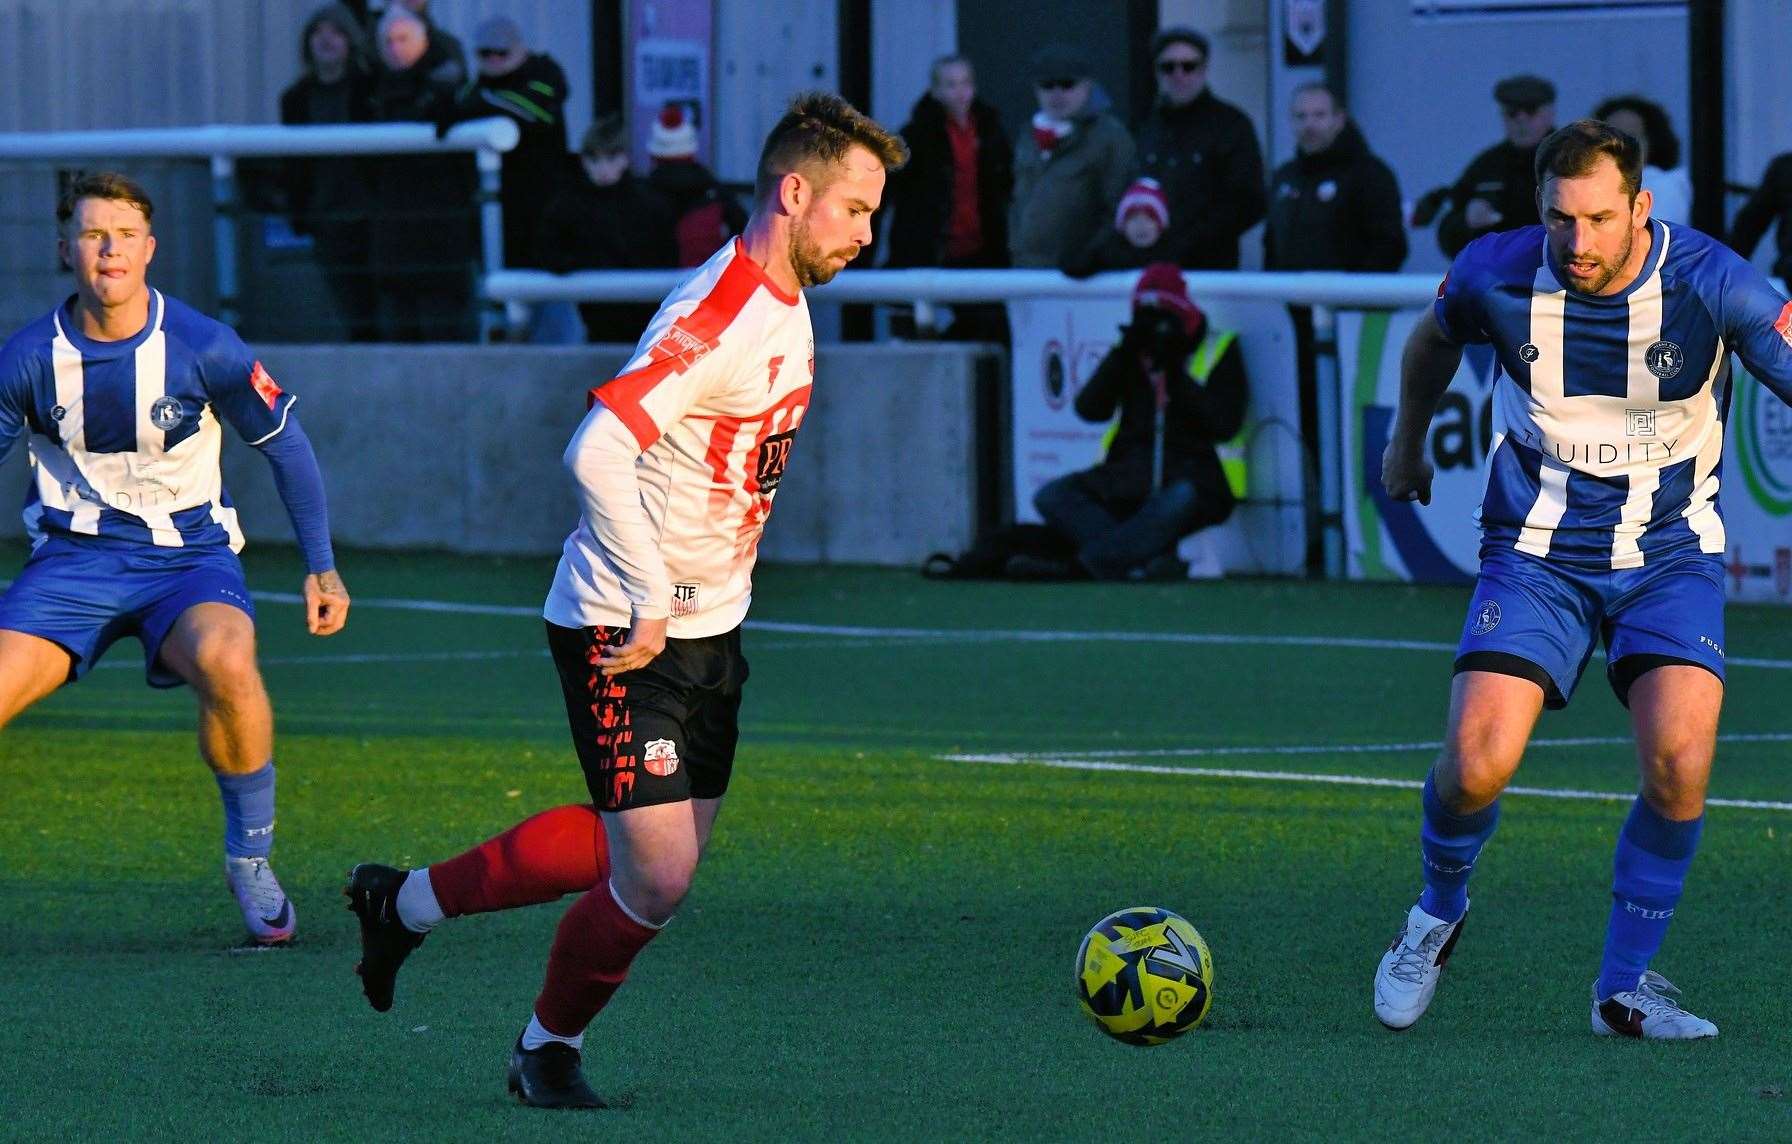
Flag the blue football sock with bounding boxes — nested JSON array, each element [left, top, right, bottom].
[[216, 762, 277, 859], [1418, 770, 1500, 923], [1597, 798, 1703, 1000]]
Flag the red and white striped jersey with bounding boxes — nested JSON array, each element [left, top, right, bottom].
[[545, 238, 815, 638]]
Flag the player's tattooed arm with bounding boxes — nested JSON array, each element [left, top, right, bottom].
[[304, 569, 351, 637]]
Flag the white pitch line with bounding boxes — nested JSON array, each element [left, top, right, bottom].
[[943, 752, 1792, 812], [956, 730, 1792, 762], [246, 592, 1792, 670]]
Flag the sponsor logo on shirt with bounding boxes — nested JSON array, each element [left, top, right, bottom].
[[1519, 342, 1540, 363], [1776, 301, 1792, 352], [754, 429, 798, 494], [672, 581, 700, 617], [1625, 409, 1656, 437], [648, 321, 715, 369], [249, 361, 284, 410], [642, 738, 680, 778]]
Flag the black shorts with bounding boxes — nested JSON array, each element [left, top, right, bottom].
[[546, 621, 749, 811]]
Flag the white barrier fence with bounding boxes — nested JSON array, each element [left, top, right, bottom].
[[0, 119, 519, 333], [491, 268, 1441, 578]]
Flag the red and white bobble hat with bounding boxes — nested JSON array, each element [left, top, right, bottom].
[[1132, 261, 1205, 339], [649, 102, 699, 160], [1114, 177, 1170, 231]]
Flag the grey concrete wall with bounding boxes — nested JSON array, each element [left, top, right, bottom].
[[0, 343, 991, 567]]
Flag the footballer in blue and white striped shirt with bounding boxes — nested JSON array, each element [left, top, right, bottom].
[[1375, 120, 1792, 1040], [0, 172, 350, 946]]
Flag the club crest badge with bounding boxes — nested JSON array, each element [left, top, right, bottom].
[[149, 395, 184, 430], [1469, 600, 1501, 636]]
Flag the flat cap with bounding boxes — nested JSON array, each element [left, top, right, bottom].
[[1494, 74, 1555, 109]]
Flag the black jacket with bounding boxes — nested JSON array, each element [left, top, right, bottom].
[[1728, 152, 1792, 279], [367, 60, 474, 272], [1264, 122, 1406, 271], [1076, 326, 1247, 515], [448, 54, 572, 267], [1133, 90, 1266, 270], [277, 69, 376, 232], [885, 93, 1012, 268], [536, 170, 677, 343], [1437, 139, 1539, 258], [535, 170, 677, 274], [648, 160, 749, 265]]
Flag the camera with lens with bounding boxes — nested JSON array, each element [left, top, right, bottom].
[[1123, 303, 1191, 365]]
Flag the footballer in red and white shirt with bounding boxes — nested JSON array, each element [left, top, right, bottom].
[[346, 93, 909, 1110]]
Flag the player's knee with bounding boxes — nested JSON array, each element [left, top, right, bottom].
[[613, 859, 696, 923], [1439, 729, 1519, 809], [1639, 749, 1710, 816], [188, 642, 265, 706]]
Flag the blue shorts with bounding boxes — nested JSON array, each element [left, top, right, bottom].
[[0, 536, 256, 689], [1455, 546, 1725, 709]]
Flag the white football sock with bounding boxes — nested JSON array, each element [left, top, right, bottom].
[[521, 1013, 583, 1052], [394, 867, 445, 933]]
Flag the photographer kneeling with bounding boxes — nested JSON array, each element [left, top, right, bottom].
[[1027, 263, 1248, 580]]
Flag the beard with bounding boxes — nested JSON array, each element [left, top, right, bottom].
[[789, 210, 857, 287], [1560, 226, 1635, 295]]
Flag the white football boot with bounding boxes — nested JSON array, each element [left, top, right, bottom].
[[226, 855, 297, 945], [1592, 971, 1717, 1040], [1373, 900, 1467, 1030]]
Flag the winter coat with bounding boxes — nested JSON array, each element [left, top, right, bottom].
[[277, 68, 377, 233], [1133, 90, 1266, 270], [1728, 152, 1792, 279], [1076, 325, 1247, 510], [1437, 139, 1539, 258], [1264, 122, 1407, 271], [367, 59, 475, 274], [885, 93, 1012, 267], [1010, 108, 1135, 269], [448, 53, 572, 268], [536, 170, 677, 342], [647, 160, 750, 267]]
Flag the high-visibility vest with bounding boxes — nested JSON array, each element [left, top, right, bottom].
[[1188, 329, 1247, 500]]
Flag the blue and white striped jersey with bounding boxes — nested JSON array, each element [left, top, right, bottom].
[[1437, 219, 1792, 568], [0, 290, 297, 551]]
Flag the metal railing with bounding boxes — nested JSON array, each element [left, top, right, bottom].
[[0, 119, 518, 333]]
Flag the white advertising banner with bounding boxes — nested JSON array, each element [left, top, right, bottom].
[[1337, 307, 1792, 602], [1006, 295, 1306, 575]]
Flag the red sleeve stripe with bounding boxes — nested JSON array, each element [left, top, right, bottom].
[[585, 244, 768, 450]]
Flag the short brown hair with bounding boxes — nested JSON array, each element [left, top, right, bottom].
[[1534, 119, 1642, 200], [752, 91, 908, 201], [580, 114, 629, 158], [57, 171, 155, 228]]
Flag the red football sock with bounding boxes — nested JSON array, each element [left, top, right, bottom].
[[427, 804, 609, 918], [533, 882, 661, 1037]]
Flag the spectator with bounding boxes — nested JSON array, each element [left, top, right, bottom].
[[1264, 84, 1406, 272], [1023, 263, 1247, 580], [886, 55, 1012, 270], [1729, 154, 1792, 280], [1436, 74, 1556, 257], [442, 16, 571, 269], [1133, 27, 1265, 269], [1009, 44, 1134, 269], [379, 0, 466, 87], [279, 3, 378, 340], [1264, 83, 1404, 574], [644, 102, 749, 267], [368, 6, 476, 341], [535, 115, 678, 343], [1062, 177, 1180, 277], [1593, 94, 1690, 223]]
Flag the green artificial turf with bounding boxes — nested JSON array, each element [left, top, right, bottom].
[[1, 543, 1787, 1141]]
